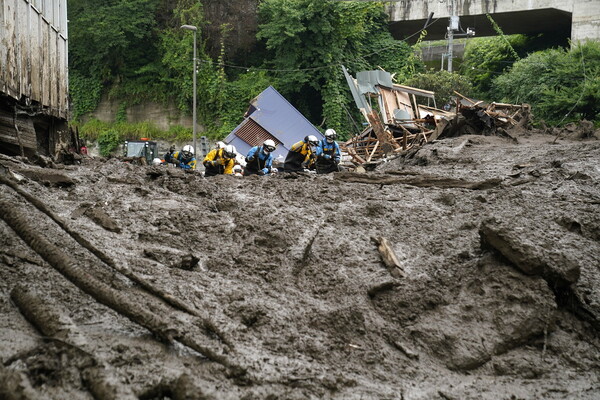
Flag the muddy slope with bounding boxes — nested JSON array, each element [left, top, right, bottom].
[[1, 131, 599, 399]]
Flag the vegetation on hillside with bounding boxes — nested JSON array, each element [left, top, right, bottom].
[[256, 0, 422, 137], [68, 0, 599, 148], [403, 70, 472, 108], [69, 0, 423, 143], [492, 41, 600, 125]]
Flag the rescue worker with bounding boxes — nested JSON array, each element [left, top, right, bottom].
[[233, 165, 243, 177], [203, 144, 237, 177], [283, 135, 319, 172], [163, 145, 176, 164], [314, 129, 342, 174], [80, 140, 88, 156], [168, 145, 196, 170], [244, 139, 276, 176]]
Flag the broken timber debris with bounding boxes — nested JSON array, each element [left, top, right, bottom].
[[371, 236, 404, 278], [341, 67, 531, 167]]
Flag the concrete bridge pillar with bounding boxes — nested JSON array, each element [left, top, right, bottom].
[[385, 0, 600, 44], [572, 0, 600, 43]]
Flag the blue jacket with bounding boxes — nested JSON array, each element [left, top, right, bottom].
[[171, 151, 196, 170], [315, 139, 341, 163], [245, 146, 274, 174]]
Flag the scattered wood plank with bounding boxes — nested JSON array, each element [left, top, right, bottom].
[[371, 237, 404, 278], [366, 141, 379, 163]]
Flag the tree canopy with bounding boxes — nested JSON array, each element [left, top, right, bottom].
[[492, 41, 600, 124], [256, 0, 421, 136], [68, 0, 598, 142]]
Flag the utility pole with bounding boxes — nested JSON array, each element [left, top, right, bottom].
[[446, 0, 475, 72], [447, 1, 457, 72], [181, 25, 198, 160]]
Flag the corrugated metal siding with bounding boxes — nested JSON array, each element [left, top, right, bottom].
[[225, 86, 324, 162], [234, 119, 281, 148], [226, 118, 290, 160], [0, 0, 68, 119]]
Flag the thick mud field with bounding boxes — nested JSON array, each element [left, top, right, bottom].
[[1, 129, 600, 399]]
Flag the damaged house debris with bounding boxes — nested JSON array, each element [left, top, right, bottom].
[[341, 66, 531, 167], [225, 85, 324, 164], [0, 0, 71, 160]]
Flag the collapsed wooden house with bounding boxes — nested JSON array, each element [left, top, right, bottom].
[[341, 66, 452, 166], [341, 67, 531, 166], [439, 92, 531, 139]]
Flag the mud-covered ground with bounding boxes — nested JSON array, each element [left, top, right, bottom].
[[1, 128, 600, 399]]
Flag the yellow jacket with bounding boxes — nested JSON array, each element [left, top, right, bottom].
[[203, 148, 234, 175], [172, 151, 196, 170], [289, 141, 314, 165]]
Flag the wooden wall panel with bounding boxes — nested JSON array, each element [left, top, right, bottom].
[[0, 0, 68, 119]]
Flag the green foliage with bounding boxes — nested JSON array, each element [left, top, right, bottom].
[[69, 0, 217, 120], [403, 70, 472, 107], [116, 103, 128, 123], [68, 0, 161, 80], [68, 0, 427, 140], [492, 41, 600, 125], [73, 118, 111, 141], [69, 72, 102, 121], [486, 14, 520, 61], [257, 0, 422, 137], [97, 128, 122, 157], [461, 35, 529, 97], [78, 119, 192, 149], [218, 70, 274, 137], [165, 125, 193, 142]]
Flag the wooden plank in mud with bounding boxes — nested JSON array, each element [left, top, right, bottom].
[[0, 108, 37, 149]]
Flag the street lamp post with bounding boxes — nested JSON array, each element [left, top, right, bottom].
[[181, 24, 198, 160]]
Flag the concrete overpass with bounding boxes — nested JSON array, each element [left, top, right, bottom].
[[382, 0, 600, 43]]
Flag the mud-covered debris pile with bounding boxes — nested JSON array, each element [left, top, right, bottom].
[[1, 130, 600, 400]]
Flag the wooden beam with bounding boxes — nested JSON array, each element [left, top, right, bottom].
[[366, 141, 380, 163], [371, 237, 404, 278]]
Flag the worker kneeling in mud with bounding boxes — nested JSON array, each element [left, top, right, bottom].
[[203, 144, 237, 177], [314, 129, 342, 174], [244, 139, 276, 176], [283, 135, 319, 173], [166, 145, 196, 170]]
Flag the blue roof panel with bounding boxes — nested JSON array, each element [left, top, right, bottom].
[[225, 86, 323, 161]]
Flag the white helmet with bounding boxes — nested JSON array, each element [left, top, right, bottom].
[[324, 129, 337, 143], [262, 139, 276, 153], [216, 141, 225, 149], [152, 158, 162, 166], [183, 144, 194, 153], [223, 144, 237, 159], [305, 135, 319, 146]]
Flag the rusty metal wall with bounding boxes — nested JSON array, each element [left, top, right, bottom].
[[0, 0, 68, 119]]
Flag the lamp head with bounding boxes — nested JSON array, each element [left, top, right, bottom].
[[180, 25, 197, 31]]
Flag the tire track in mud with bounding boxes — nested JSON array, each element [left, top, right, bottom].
[[0, 174, 233, 347], [0, 189, 245, 377]]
